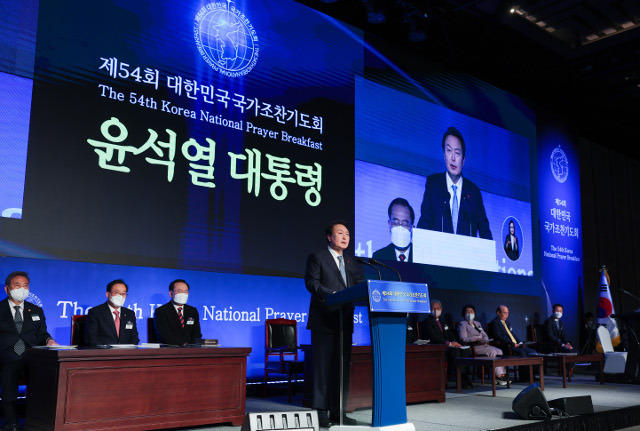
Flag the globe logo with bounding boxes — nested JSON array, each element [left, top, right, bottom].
[[550, 145, 568, 183], [26, 292, 43, 308], [194, 2, 259, 77], [372, 289, 381, 303]]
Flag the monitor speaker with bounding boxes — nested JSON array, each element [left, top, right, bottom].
[[512, 384, 551, 420], [548, 396, 594, 416], [241, 411, 319, 431]]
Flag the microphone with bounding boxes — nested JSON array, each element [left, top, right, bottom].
[[369, 258, 402, 282], [356, 257, 381, 280], [441, 195, 450, 233]]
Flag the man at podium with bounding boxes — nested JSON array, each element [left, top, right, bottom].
[[416, 126, 492, 239], [305, 221, 364, 427]]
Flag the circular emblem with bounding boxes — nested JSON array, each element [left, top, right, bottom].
[[550, 145, 569, 183], [372, 289, 381, 303], [26, 292, 43, 308], [194, 2, 259, 77]]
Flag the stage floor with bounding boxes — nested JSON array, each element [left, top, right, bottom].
[[176, 371, 640, 431], [159, 370, 640, 431]]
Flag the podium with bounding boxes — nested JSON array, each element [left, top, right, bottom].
[[412, 228, 497, 272], [326, 280, 429, 431]]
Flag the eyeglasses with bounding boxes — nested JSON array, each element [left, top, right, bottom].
[[390, 219, 412, 228]]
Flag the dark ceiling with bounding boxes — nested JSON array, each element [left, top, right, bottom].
[[297, 0, 640, 159]]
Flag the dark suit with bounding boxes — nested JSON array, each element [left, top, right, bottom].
[[153, 302, 202, 345], [416, 172, 492, 239], [504, 234, 519, 260], [544, 316, 572, 352], [372, 242, 413, 263], [305, 248, 364, 416], [419, 313, 472, 380], [84, 302, 140, 346], [0, 298, 52, 423], [488, 317, 536, 357]]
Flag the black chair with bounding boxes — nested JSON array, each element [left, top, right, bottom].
[[264, 318, 304, 402], [70, 314, 88, 347], [147, 317, 158, 343]]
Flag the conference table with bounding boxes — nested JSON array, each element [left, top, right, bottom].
[[301, 344, 448, 410], [455, 356, 545, 397], [541, 353, 604, 388], [25, 346, 251, 431]]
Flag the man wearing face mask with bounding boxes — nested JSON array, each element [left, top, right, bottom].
[[373, 198, 414, 263], [84, 279, 140, 346], [419, 300, 474, 388], [153, 279, 202, 346], [1, 271, 57, 431], [544, 304, 573, 352]]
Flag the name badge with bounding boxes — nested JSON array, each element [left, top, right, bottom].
[[125, 323, 134, 329], [31, 315, 41, 321], [187, 320, 195, 325]]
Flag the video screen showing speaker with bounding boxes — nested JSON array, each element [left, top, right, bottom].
[[354, 40, 538, 291]]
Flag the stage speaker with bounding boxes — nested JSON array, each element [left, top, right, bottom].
[[548, 396, 594, 416], [241, 411, 319, 431], [512, 383, 551, 420]]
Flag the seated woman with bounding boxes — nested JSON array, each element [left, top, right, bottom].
[[457, 304, 510, 386]]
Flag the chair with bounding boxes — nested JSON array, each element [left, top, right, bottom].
[[264, 318, 304, 402], [529, 324, 555, 353], [70, 314, 88, 347], [147, 317, 158, 343], [596, 326, 627, 374]]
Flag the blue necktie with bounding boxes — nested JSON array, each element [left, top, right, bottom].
[[451, 184, 459, 234], [338, 255, 347, 285]]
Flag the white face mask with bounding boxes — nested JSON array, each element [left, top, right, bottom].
[[431, 309, 441, 318], [465, 313, 475, 321], [109, 294, 126, 308], [9, 287, 29, 303], [390, 226, 411, 249], [554, 312, 562, 319], [173, 293, 189, 305]]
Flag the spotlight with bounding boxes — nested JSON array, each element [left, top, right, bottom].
[[363, 0, 386, 24], [404, 7, 427, 42]]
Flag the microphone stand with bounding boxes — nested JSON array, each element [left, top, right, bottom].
[[369, 258, 402, 282], [356, 257, 381, 280]]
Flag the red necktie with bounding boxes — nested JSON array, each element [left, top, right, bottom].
[[178, 307, 184, 328], [114, 310, 120, 338], [437, 319, 443, 332]]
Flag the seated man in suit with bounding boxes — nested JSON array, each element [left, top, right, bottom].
[[372, 197, 415, 263], [416, 126, 492, 239], [153, 279, 202, 345], [488, 305, 537, 356], [488, 305, 537, 381], [85, 279, 139, 346], [457, 304, 510, 385], [1, 271, 57, 431], [419, 299, 474, 388], [544, 304, 573, 353]]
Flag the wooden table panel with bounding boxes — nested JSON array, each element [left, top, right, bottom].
[[25, 347, 251, 431], [300, 344, 446, 411]]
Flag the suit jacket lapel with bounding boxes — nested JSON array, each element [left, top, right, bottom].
[[102, 302, 119, 339], [321, 249, 346, 289], [1, 299, 20, 333]]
